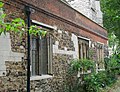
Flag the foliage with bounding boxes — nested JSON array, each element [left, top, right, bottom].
[[84, 73, 101, 92], [105, 52, 120, 75], [66, 53, 120, 92], [108, 33, 119, 51], [69, 59, 94, 73], [64, 59, 95, 92], [0, 1, 47, 37], [84, 71, 117, 92], [29, 25, 47, 36], [101, 0, 120, 45], [69, 59, 82, 72], [101, 77, 120, 92], [63, 77, 84, 92], [81, 59, 95, 72]]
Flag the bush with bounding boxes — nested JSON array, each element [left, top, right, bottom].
[[83, 71, 117, 92], [84, 73, 100, 92], [64, 59, 95, 92], [69, 59, 95, 73], [65, 55, 120, 92], [105, 52, 120, 76]]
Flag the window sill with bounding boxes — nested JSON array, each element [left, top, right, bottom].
[[98, 69, 105, 71], [81, 70, 92, 74], [30, 75, 53, 81]]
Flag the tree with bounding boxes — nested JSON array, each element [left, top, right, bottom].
[[101, 0, 120, 46]]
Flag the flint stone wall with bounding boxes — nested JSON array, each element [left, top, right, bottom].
[[0, 53, 75, 92]]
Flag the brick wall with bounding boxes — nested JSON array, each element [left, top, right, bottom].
[[17, 0, 107, 44], [4, 0, 106, 44]]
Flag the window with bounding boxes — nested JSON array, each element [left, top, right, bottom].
[[78, 38, 89, 59], [31, 32, 53, 76], [97, 43, 104, 69]]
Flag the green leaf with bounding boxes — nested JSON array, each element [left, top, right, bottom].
[[0, 27, 4, 35], [101, 0, 120, 46], [0, 2, 4, 8], [11, 26, 15, 31], [12, 18, 21, 23], [41, 30, 47, 37], [1, 13, 6, 19], [38, 30, 42, 36], [5, 23, 11, 31]]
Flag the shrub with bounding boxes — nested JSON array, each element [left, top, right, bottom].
[[83, 71, 117, 92], [69, 59, 95, 73]]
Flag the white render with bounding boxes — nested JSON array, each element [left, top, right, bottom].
[[95, 0, 103, 26], [0, 33, 24, 76], [68, 0, 90, 18], [66, 0, 103, 26], [30, 75, 53, 81]]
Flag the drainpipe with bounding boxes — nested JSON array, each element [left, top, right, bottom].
[[25, 6, 31, 92]]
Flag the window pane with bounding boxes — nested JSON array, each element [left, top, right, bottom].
[[31, 38, 37, 76], [78, 38, 89, 59], [39, 36, 48, 74]]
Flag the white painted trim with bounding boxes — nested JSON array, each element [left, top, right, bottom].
[[97, 41, 104, 45], [98, 69, 105, 72], [53, 49, 75, 55], [30, 75, 53, 81], [53, 45, 78, 58], [32, 20, 57, 30], [78, 36, 91, 47], [78, 36, 90, 41]]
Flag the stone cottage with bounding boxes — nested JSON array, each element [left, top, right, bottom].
[[0, 0, 108, 91]]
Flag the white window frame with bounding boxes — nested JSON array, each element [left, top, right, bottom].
[[78, 36, 90, 59]]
